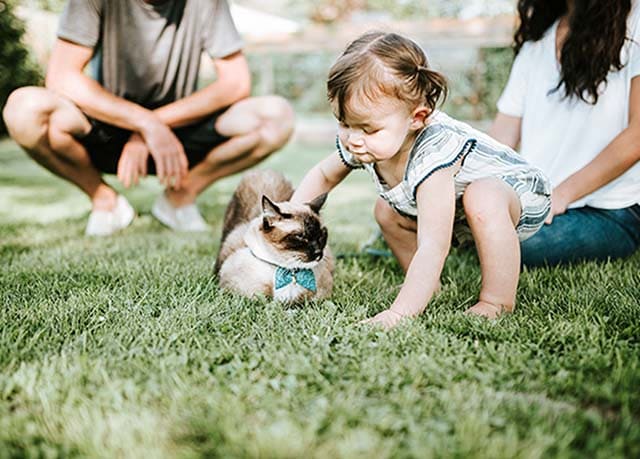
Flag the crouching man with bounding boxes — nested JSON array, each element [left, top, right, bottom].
[[2, 0, 294, 235]]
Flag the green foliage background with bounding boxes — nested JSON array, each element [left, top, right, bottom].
[[248, 47, 514, 121], [1, 138, 639, 457], [3, 0, 514, 132], [0, 0, 43, 135], [280, 0, 514, 21], [17, 0, 65, 12]]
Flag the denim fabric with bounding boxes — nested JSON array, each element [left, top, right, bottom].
[[521, 204, 640, 267]]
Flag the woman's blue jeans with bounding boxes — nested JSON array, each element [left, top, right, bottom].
[[521, 204, 640, 267]]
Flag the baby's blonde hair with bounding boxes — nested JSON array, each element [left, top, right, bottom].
[[327, 31, 448, 122]]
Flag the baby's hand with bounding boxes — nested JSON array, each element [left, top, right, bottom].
[[361, 308, 407, 330]]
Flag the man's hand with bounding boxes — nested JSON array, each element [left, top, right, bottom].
[[361, 308, 408, 330], [117, 133, 149, 188], [139, 117, 188, 189], [545, 187, 572, 224]]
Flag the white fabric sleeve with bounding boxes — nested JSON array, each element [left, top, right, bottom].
[[626, 5, 640, 78], [335, 136, 363, 169], [203, 0, 244, 58], [57, 0, 102, 48], [496, 44, 532, 117]]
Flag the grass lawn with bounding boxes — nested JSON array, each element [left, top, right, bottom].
[[1, 136, 639, 458]]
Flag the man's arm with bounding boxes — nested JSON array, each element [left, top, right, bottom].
[[153, 51, 251, 128], [46, 39, 158, 132], [46, 39, 187, 185]]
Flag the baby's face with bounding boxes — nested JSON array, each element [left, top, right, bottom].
[[334, 95, 415, 164]]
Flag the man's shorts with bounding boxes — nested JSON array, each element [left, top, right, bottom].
[[77, 109, 229, 174]]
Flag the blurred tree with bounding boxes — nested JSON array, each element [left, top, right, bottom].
[[16, 0, 515, 19], [309, 0, 365, 23], [0, 0, 43, 135], [36, 0, 65, 10], [283, 0, 514, 22], [18, 0, 65, 12]]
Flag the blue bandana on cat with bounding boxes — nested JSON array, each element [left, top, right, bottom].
[[274, 266, 317, 292]]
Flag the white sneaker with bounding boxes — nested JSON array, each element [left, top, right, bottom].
[[151, 193, 210, 232], [85, 195, 135, 236]]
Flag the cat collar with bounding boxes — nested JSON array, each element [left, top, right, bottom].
[[248, 249, 317, 292], [274, 266, 317, 292]]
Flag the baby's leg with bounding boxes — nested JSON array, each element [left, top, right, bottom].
[[462, 178, 521, 318], [374, 198, 417, 273]]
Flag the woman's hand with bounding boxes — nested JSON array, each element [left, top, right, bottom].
[[545, 186, 573, 224], [543, 77, 640, 224]]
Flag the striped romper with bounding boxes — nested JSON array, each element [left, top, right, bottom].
[[337, 111, 552, 241]]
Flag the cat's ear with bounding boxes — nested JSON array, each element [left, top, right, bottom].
[[306, 193, 328, 214], [262, 195, 283, 217], [262, 195, 282, 229]]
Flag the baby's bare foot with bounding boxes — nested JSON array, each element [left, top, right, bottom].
[[465, 300, 512, 319]]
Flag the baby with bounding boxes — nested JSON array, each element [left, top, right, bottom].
[[291, 31, 551, 328]]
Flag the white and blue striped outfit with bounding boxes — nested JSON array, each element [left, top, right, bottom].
[[337, 111, 552, 241]]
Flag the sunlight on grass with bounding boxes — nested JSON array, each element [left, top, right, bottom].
[[0, 185, 90, 223], [1, 137, 640, 457]]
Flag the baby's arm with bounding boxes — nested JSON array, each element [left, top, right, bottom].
[[365, 167, 456, 328], [291, 150, 352, 202]]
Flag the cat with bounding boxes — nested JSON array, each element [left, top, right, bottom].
[[215, 169, 334, 303]]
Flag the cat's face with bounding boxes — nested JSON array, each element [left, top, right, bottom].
[[260, 194, 329, 264]]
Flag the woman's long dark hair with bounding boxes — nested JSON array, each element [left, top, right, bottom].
[[514, 0, 632, 104]]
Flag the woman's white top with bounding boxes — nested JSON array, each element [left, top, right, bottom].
[[497, 5, 640, 209]]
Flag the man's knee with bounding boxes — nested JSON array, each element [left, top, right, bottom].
[[3, 87, 54, 149], [215, 95, 294, 154], [257, 96, 295, 151]]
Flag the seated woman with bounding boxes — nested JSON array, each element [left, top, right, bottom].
[[490, 0, 640, 266]]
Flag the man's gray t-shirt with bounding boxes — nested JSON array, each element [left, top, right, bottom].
[[57, 0, 243, 108]]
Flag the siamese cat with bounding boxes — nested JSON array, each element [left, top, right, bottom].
[[215, 169, 334, 303]]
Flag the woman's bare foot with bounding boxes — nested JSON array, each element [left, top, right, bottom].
[[465, 300, 513, 319]]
